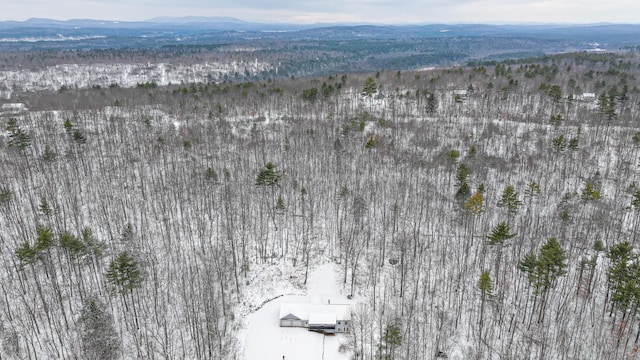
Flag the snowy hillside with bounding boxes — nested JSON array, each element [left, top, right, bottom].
[[0, 61, 273, 93], [1, 51, 640, 359]]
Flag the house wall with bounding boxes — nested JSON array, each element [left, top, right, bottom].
[[280, 318, 350, 332], [280, 319, 307, 327], [335, 320, 350, 333]]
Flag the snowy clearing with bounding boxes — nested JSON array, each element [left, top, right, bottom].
[[241, 263, 354, 360]]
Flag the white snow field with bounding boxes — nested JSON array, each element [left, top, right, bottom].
[[241, 263, 353, 360]]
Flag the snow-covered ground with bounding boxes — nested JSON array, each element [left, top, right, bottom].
[[0, 61, 273, 92], [240, 263, 354, 360]]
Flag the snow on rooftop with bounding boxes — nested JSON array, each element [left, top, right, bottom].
[[1, 103, 26, 110], [576, 92, 596, 101], [308, 312, 337, 326], [279, 303, 351, 321]]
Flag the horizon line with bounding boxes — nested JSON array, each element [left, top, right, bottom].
[[0, 16, 639, 27]]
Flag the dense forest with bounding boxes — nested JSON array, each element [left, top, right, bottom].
[[2, 50, 640, 359]]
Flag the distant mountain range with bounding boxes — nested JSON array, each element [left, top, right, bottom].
[[1, 17, 640, 54], [1, 16, 639, 34], [0, 17, 310, 31]]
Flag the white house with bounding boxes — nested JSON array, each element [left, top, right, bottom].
[[1, 103, 27, 113], [279, 303, 351, 333], [576, 93, 596, 101]]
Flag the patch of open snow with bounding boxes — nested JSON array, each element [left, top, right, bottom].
[[307, 263, 350, 305]]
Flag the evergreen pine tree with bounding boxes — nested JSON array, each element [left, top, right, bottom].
[[497, 185, 522, 216], [255, 162, 282, 186], [486, 222, 516, 246], [80, 296, 120, 360], [362, 77, 378, 97], [105, 251, 143, 294]]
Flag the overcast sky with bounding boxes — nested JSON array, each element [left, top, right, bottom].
[[2, 0, 639, 24]]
